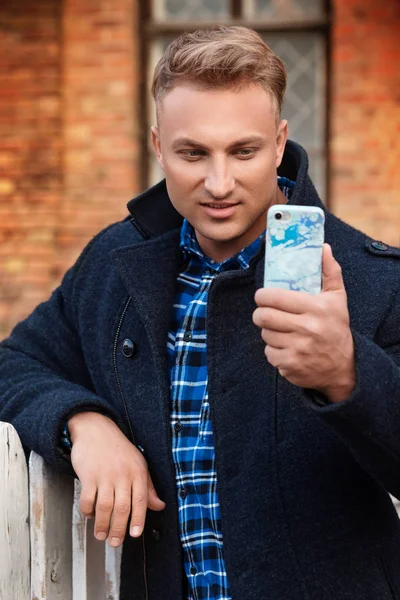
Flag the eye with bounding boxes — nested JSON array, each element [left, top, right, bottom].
[[179, 149, 206, 160], [235, 148, 256, 158]]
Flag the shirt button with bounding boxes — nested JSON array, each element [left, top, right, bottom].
[[174, 421, 183, 433], [179, 488, 188, 499], [122, 338, 136, 358], [190, 566, 197, 575], [183, 331, 192, 342]]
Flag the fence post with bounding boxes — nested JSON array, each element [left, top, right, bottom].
[[0, 423, 122, 599], [29, 451, 74, 599], [73, 479, 109, 600], [72, 480, 122, 600], [0, 422, 30, 600], [105, 543, 122, 599]]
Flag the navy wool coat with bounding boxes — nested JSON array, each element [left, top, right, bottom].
[[2, 141, 400, 600]]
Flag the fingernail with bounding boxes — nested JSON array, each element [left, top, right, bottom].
[[131, 526, 141, 537], [96, 532, 107, 541], [110, 537, 121, 547]]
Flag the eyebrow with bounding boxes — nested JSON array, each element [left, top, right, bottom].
[[171, 136, 266, 151]]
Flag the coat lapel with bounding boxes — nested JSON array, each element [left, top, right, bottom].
[[110, 228, 182, 367], [109, 229, 182, 491]]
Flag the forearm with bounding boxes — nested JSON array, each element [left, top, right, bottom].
[[0, 296, 123, 472], [0, 348, 123, 473]]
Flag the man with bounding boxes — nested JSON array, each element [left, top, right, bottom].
[[1, 25, 400, 600]]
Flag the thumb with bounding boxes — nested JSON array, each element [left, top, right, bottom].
[[322, 243, 344, 293], [147, 474, 166, 511]]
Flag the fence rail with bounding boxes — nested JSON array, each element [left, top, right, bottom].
[[0, 422, 121, 600]]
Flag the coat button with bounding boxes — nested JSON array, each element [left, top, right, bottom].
[[122, 338, 136, 358], [190, 566, 197, 575], [371, 241, 388, 251], [179, 488, 188, 499], [183, 331, 192, 342], [151, 529, 161, 541]]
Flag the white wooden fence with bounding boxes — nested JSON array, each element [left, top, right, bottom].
[[2, 421, 400, 600], [0, 422, 122, 600]]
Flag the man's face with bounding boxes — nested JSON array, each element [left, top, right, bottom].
[[152, 83, 288, 262]]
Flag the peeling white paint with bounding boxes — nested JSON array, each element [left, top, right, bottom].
[[0, 423, 122, 599], [0, 423, 30, 599]]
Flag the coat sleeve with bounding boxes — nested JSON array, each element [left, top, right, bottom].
[[309, 284, 400, 499], [0, 230, 126, 473]]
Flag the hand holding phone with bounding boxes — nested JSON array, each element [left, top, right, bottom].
[[263, 205, 325, 294], [257, 206, 355, 400]]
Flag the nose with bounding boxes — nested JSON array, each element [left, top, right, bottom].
[[204, 158, 235, 199]]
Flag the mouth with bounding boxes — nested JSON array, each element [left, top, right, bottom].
[[201, 202, 239, 209], [200, 202, 240, 219]]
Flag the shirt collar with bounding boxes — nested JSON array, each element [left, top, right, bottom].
[[180, 176, 294, 272]]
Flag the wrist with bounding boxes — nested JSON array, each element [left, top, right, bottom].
[[321, 380, 355, 403], [318, 333, 356, 403], [318, 364, 356, 404], [68, 411, 114, 443]]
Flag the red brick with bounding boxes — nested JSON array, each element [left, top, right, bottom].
[[1, 0, 399, 337], [331, 0, 400, 244]]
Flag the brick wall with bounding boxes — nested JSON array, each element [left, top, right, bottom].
[[331, 0, 400, 244], [59, 0, 139, 275], [1, 0, 400, 338], [0, 0, 63, 338], [0, 0, 139, 338]]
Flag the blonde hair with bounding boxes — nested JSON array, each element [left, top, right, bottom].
[[152, 26, 287, 115]]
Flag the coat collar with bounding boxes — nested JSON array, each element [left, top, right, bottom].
[[115, 139, 326, 304]]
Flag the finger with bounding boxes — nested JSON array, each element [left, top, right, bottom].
[[108, 487, 132, 547], [322, 244, 344, 293], [264, 344, 285, 369], [79, 483, 97, 519], [255, 287, 312, 315], [147, 473, 166, 512], [253, 306, 297, 332], [129, 472, 148, 538], [261, 328, 288, 349], [94, 486, 114, 541]]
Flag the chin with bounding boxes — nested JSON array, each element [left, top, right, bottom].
[[199, 231, 242, 244], [198, 221, 242, 237]]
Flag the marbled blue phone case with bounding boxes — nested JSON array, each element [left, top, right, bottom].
[[264, 205, 325, 294]]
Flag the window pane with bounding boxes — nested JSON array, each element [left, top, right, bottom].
[[153, 0, 231, 21], [148, 38, 175, 186], [265, 33, 327, 199], [244, 0, 326, 20]]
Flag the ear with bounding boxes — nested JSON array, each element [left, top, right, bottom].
[[151, 126, 164, 171], [275, 119, 288, 168]]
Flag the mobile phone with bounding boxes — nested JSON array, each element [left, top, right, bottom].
[[263, 205, 325, 294]]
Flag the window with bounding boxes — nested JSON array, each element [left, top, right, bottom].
[[142, 0, 330, 201]]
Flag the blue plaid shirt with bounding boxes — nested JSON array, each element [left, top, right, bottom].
[[167, 178, 294, 600]]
